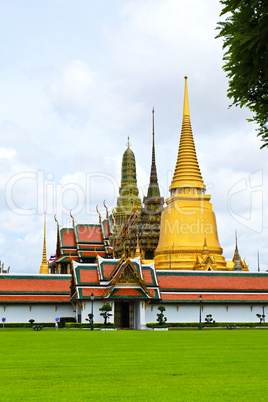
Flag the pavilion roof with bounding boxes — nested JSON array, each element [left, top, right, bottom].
[[0, 274, 71, 303]]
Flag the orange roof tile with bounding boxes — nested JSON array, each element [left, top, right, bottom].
[[81, 288, 104, 297], [161, 293, 268, 301], [77, 225, 103, 242], [102, 263, 116, 278], [0, 295, 70, 302], [142, 269, 154, 285], [0, 277, 70, 293], [157, 273, 268, 291], [79, 269, 99, 284], [113, 288, 144, 297], [61, 229, 76, 247]]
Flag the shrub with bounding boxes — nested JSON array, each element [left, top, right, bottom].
[[205, 314, 215, 324], [156, 305, 167, 326], [256, 314, 265, 324], [99, 304, 112, 325], [59, 317, 76, 328]]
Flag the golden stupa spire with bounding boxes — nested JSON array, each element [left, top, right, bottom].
[[170, 76, 205, 192], [39, 213, 49, 274]]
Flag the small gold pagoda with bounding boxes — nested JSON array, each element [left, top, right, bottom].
[[154, 77, 228, 270], [39, 213, 49, 274]]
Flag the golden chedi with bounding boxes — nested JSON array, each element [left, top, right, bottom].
[[39, 213, 49, 274], [154, 77, 228, 270]]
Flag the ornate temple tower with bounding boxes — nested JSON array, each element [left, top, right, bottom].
[[113, 138, 141, 222], [137, 109, 164, 259], [39, 214, 49, 274], [111, 139, 142, 255], [143, 108, 164, 216], [154, 77, 228, 270]]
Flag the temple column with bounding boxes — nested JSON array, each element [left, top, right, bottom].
[[139, 301, 147, 330]]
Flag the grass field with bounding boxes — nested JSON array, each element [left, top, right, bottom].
[[0, 329, 267, 401]]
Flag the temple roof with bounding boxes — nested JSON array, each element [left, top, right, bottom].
[[170, 77, 205, 191], [157, 270, 268, 303], [0, 274, 71, 303], [52, 217, 113, 265], [72, 257, 160, 300]]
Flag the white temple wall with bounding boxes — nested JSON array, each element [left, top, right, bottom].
[[0, 304, 74, 323], [81, 300, 114, 324], [145, 303, 266, 324]]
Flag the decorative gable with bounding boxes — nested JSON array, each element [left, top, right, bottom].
[[117, 264, 141, 286]]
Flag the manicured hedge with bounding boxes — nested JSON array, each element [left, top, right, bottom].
[[1, 322, 56, 328], [146, 322, 268, 328], [65, 322, 116, 329], [59, 317, 76, 328]]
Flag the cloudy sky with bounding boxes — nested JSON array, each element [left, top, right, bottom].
[[0, 0, 267, 274]]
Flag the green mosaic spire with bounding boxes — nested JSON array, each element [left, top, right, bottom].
[[115, 138, 141, 216]]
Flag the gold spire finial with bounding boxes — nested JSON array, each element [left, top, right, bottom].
[[169, 77, 205, 192], [152, 107, 155, 136], [39, 213, 49, 274], [134, 235, 141, 258], [126, 136, 131, 149], [183, 76, 190, 117]]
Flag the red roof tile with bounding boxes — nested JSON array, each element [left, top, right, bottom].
[[0, 295, 70, 302], [0, 277, 70, 293], [103, 220, 110, 238], [61, 229, 76, 247], [157, 273, 268, 291], [113, 288, 144, 297], [79, 269, 99, 284], [78, 251, 106, 257], [77, 225, 103, 243], [102, 263, 116, 278], [161, 293, 268, 302], [142, 269, 154, 285], [81, 288, 104, 297]]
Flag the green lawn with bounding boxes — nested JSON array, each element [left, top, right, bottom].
[[0, 329, 267, 401]]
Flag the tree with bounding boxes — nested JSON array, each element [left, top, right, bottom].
[[156, 305, 167, 326], [85, 313, 93, 325], [256, 313, 265, 324], [217, 0, 268, 148], [99, 303, 112, 325], [205, 314, 215, 324]]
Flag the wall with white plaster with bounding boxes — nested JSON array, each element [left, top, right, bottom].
[[0, 304, 74, 323]]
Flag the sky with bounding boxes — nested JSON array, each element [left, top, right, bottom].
[[0, 0, 267, 274]]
